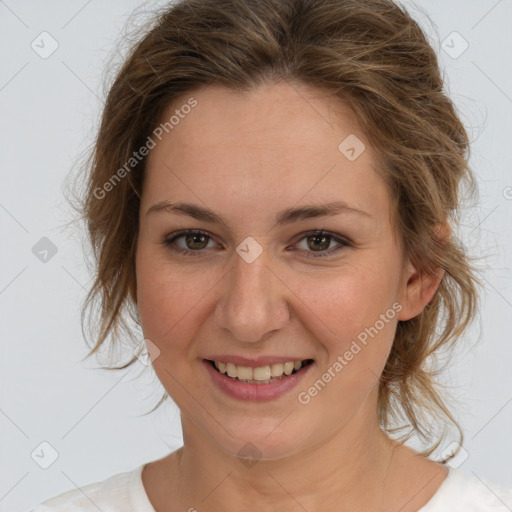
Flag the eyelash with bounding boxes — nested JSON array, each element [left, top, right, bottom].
[[161, 229, 351, 259]]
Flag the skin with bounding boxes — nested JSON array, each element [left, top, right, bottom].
[[135, 80, 448, 511]]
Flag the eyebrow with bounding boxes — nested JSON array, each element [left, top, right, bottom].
[[146, 200, 371, 226]]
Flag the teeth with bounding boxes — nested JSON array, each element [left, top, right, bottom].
[[226, 363, 237, 378], [283, 362, 294, 375], [213, 359, 307, 381], [253, 366, 271, 381], [270, 363, 284, 377], [237, 366, 253, 380]]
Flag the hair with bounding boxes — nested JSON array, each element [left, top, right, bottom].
[[74, 0, 482, 461]]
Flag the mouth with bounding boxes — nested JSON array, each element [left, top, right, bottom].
[[205, 358, 314, 384]]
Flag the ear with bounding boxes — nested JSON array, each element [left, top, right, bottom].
[[397, 223, 450, 322]]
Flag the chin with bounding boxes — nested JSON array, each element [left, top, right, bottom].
[[207, 419, 311, 463]]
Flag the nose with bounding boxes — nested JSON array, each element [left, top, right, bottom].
[[213, 247, 290, 344]]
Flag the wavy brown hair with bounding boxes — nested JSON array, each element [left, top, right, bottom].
[[74, 0, 481, 460]]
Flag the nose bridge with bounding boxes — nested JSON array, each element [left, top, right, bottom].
[[214, 247, 289, 343]]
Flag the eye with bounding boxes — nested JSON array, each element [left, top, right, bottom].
[[290, 230, 351, 259], [162, 229, 219, 257], [161, 229, 351, 259]]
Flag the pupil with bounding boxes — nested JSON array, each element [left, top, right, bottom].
[[187, 233, 207, 249], [308, 235, 329, 251]]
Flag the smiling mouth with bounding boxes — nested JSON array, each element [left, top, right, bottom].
[[206, 359, 314, 384]]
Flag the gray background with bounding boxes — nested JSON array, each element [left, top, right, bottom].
[[0, 1, 511, 510]]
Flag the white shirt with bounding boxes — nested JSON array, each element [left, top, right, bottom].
[[29, 463, 512, 511]]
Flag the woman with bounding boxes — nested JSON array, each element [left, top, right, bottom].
[[30, 0, 512, 510]]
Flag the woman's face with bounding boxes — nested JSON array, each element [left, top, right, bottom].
[[135, 81, 422, 460]]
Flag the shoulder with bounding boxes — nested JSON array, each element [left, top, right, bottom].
[[420, 467, 512, 511], [28, 464, 154, 512]]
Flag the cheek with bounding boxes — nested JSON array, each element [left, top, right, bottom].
[[294, 259, 400, 336], [136, 246, 180, 338], [292, 257, 401, 389], [135, 248, 221, 352]]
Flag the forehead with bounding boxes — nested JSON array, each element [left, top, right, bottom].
[[150, 81, 366, 158], [142, 81, 390, 224]]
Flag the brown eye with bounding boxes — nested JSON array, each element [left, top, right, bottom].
[[306, 234, 331, 252], [163, 229, 350, 259], [163, 230, 217, 256], [293, 231, 351, 259], [184, 232, 209, 250]]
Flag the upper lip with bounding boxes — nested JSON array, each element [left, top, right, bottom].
[[204, 355, 313, 367]]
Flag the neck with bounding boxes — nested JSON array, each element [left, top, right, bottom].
[[173, 402, 397, 510]]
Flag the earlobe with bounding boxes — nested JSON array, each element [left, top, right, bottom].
[[397, 223, 449, 322], [397, 264, 445, 322]]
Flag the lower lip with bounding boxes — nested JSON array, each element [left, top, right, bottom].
[[203, 360, 313, 401]]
